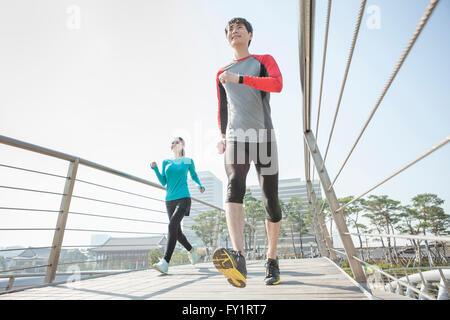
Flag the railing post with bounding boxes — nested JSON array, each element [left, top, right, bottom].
[[45, 159, 79, 283], [404, 269, 415, 299], [7, 277, 15, 291], [304, 130, 367, 285], [306, 181, 337, 260], [395, 279, 404, 295], [418, 270, 430, 300], [437, 268, 450, 300]]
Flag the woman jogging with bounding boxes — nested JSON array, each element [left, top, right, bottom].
[[150, 137, 205, 274]]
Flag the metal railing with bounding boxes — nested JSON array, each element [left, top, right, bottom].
[[328, 232, 450, 300], [0, 270, 123, 291], [0, 134, 224, 293], [298, 0, 448, 299]]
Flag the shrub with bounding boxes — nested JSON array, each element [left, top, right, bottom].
[[148, 248, 163, 265]]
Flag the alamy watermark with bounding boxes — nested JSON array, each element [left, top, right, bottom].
[[170, 123, 279, 176], [366, 5, 381, 30], [66, 5, 81, 30]]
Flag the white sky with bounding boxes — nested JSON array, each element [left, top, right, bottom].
[[0, 0, 448, 249]]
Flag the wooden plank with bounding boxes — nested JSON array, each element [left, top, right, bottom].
[[0, 258, 370, 300]]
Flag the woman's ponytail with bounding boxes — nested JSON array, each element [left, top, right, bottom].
[[179, 137, 185, 157]]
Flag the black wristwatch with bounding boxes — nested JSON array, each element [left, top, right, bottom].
[[239, 75, 244, 84]]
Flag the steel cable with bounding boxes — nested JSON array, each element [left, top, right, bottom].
[[329, 0, 441, 190]]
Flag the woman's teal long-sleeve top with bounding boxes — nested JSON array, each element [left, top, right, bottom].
[[151, 157, 204, 201]]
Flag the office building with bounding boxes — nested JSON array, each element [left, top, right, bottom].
[[184, 171, 223, 247], [246, 178, 323, 257]]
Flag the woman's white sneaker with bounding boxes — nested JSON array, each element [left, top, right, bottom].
[[152, 258, 169, 274]]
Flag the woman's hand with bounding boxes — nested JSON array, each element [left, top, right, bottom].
[[199, 186, 206, 193], [150, 161, 157, 168], [217, 140, 226, 154]]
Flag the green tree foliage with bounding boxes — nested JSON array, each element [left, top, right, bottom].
[[411, 193, 449, 236], [283, 196, 309, 258], [317, 197, 350, 247], [314, 193, 447, 267], [170, 250, 189, 265], [362, 195, 401, 264], [148, 248, 163, 265], [58, 249, 88, 271], [243, 190, 266, 251], [340, 197, 368, 249], [397, 194, 449, 265], [316, 199, 329, 230], [192, 209, 225, 252], [215, 210, 228, 249]]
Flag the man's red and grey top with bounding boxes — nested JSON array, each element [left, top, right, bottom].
[[216, 54, 283, 143]]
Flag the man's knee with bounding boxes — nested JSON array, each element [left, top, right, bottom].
[[263, 196, 282, 223], [266, 212, 282, 223], [226, 174, 246, 203]]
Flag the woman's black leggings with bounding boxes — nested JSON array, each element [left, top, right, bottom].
[[164, 197, 193, 263]]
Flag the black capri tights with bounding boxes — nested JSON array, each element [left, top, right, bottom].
[[164, 197, 192, 263], [224, 140, 282, 223]]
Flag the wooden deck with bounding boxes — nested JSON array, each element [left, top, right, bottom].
[[0, 258, 384, 300]]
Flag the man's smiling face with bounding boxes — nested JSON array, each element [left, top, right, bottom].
[[226, 22, 252, 48]]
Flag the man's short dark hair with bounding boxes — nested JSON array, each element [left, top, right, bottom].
[[225, 17, 253, 47]]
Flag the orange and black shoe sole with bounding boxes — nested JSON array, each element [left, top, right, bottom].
[[212, 248, 246, 288]]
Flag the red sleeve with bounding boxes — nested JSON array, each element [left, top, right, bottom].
[[216, 68, 228, 135], [243, 55, 283, 93]]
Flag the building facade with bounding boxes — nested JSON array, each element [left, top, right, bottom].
[[90, 236, 167, 270], [247, 177, 322, 205], [184, 171, 223, 247], [246, 178, 323, 257]]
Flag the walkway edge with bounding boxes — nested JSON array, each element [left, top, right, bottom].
[[323, 257, 377, 300]]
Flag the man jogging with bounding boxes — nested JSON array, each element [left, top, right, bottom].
[[213, 17, 283, 288]]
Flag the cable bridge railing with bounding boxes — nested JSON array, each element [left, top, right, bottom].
[[329, 233, 450, 300], [0, 134, 224, 293], [298, 0, 449, 299]]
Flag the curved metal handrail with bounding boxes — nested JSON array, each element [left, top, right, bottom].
[[0, 133, 224, 289], [0, 134, 224, 212], [346, 232, 450, 243]]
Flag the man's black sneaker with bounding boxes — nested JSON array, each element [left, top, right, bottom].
[[213, 248, 247, 288], [264, 258, 281, 285]]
